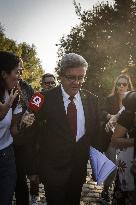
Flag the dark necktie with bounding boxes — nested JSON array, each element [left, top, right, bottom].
[[67, 96, 77, 139]]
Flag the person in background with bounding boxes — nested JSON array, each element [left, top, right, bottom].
[[41, 73, 56, 91], [101, 74, 134, 202], [13, 58, 41, 205], [111, 91, 136, 204], [0, 51, 22, 205], [28, 72, 57, 204]]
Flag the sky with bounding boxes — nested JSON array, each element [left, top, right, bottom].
[[0, 0, 114, 73]]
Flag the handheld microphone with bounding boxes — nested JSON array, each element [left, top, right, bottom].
[[28, 92, 45, 113]]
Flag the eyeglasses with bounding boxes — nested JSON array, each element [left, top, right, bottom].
[[44, 81, 56, 85], [116, 82, 128, 87], [63, 75, 85, 82]]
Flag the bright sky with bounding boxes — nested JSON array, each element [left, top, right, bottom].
[[0, 0, 114, 73]]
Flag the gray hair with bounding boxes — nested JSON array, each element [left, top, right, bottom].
[[57, 53, 88, 75]]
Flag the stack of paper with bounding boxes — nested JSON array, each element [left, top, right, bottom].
[[89, 147, 117, 185]]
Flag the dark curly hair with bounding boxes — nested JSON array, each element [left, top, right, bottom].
[[0, 51, 20, 103]]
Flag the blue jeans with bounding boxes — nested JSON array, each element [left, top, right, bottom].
[[0, 145, 16, 205]]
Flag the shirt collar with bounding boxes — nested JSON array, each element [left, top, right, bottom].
[[61, 84, 80, 102]]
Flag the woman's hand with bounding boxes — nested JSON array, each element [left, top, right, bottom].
[[20, 111, 35, 128], [0, 89, 18, 109], [105, 115, 118, 132], [0, 89, 19, 120], [7, 89, 19, 107]]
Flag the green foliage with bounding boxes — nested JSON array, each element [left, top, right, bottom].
[[19, 42, 43, 90], [0, 24, 43, 90], [57, 0, 136, 97]]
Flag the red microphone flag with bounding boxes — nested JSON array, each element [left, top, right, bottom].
[[28, 92, 45, 112]]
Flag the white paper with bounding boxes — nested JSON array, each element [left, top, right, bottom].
[[89, 147, 117, 185]]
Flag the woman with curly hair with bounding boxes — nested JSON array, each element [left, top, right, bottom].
[[101, 74, 134, 202]]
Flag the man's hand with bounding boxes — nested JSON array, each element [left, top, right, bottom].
[[20, 111, 35, 128]]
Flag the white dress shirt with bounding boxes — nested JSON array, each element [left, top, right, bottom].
[[61, 85, 85, 142], [0, 91, 22, 150]]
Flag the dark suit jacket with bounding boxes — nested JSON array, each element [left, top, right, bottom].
[[34, 85, 102, 186], [100, 95, 121, 151]]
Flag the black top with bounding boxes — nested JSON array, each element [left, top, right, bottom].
[[101, 94, 121, 121], [118, 110, 136, 156], [100, 94, 121, 151], [118, 110, 135, 130], [19, 79, 34, 113], [13, 80, 34, 146]]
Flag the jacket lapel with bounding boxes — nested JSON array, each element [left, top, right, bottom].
[[80, 90, 94, 133], [51, 86, 74, 142]]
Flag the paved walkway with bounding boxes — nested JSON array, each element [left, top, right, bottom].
[[13, 163, 112, 205]]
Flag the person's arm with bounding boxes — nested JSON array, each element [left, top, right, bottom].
[[105, 106, 125, 132], [112, 124, 127, 139], [11, 91, 47, 136], [0, 89, 18, 120], [111, 110, 135, 148], [10, 102, 23, 135], [111, 124, 134, 148], [11, 111, 35, 136], [10, 113, 21, 135]]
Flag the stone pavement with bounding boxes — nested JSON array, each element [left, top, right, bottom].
[[13, 163, 112, 205], [37, 163, 105, 205], [80, 163, 109, 205]]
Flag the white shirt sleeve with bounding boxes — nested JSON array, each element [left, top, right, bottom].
[[118, 106, 125, 115], [13, 104, 22, 115]]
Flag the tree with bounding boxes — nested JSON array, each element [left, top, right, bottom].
[[19, 42, 43, 90], [57, 0, 136, 97], [0, 24, 44, 90]]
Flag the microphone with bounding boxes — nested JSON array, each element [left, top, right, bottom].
[[28, 92, 45, 113], [19, 92, 45, 130]]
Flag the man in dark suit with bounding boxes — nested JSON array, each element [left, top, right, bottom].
[[28, 53, 101, 205]]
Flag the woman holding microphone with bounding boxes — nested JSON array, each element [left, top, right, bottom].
[[0, 51, 34, 205]]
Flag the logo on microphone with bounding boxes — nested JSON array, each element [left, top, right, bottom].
[[28, 92, 45, 112], [31, 96, 42, 107]]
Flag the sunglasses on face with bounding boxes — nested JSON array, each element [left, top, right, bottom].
[[116, 82, 128, 87], [44, 81, 56, 85], [63, 75, 85, 82]]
